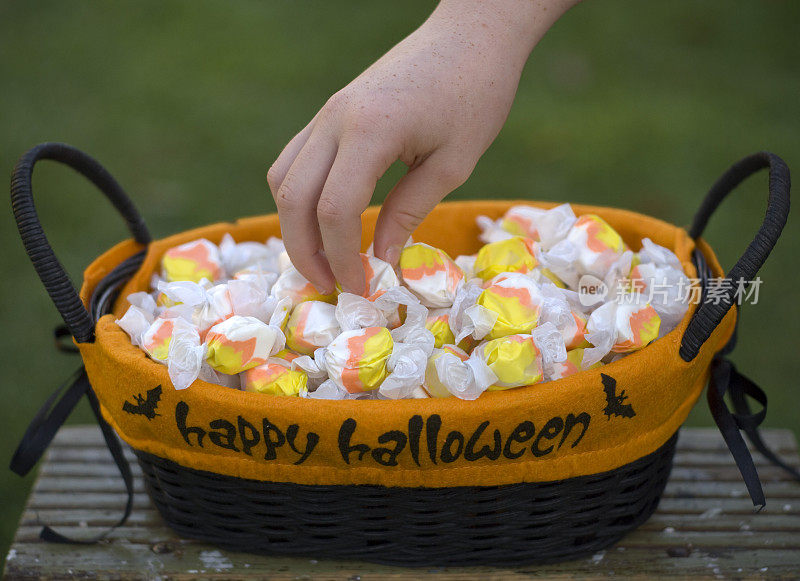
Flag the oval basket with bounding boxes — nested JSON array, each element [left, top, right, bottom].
[[9, 143, 792, 566]]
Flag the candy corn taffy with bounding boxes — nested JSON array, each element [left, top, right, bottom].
[[399, 243, 464, 308], [323, 327, 393, 393], [205, 315, 285, 375], [272, 266, 338, 307], [423, 345, 469, 398], [563, 214, 626, 279], [460, 272, 543, 341], [161, 238, 223, 283], [473, 237, 539, 281], [242, 362, 308, 396], [285, 300, 340, 355], [475, 333, 544, 389]]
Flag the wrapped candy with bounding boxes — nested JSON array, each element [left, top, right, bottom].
[[545, 348, 600, 381], [285, 300, 340, 355], [423, 345, 469, 398], [425, 309, 456, 348], [630, 238, 691, 332], [564, 214, 626, 279], [477, 204, 577, 249], [272, 348, 302, 364], [242, 362, 308, 396], [473, 237, 539, 281], [457, 272, 543, 341], [272, 266, 337, 307], [378, 341, 429, 399], [398, 243, 464, 308], [474, 334, 544, 390], [156, 280, 233, 336], [118, 314, 206, 390], [322, 326, 393, 393], [205, 315, 285, 375], [140, 317, 185, 362], [119, 202, 692, 400], [583, 299, 661, 368], [358, 254, 399, 299], [161, 238, 223, 283], [219, 233, 284, 275]]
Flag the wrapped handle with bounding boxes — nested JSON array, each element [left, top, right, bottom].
[[680, 152, 790, 362], [11, 142, 151, 343]]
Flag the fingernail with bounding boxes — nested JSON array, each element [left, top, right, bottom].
[[385, 245, 401, 267]]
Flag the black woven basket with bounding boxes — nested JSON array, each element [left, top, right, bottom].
[[135, 436, 676, 566], [10, 143, 797, 567]]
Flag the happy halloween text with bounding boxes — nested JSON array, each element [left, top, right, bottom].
[[175, 401, 591, 466]]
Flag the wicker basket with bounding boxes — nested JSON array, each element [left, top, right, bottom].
[[10, 143, 792, 566]]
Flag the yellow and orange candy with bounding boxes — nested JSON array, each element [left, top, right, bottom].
[[161, 239, 223, 283], [323, 327, 394, 393], [477, 334, 543, 389], [474, 237, 539, 281], [398, 243, 464, 308], [476, 273, 543, 339], [242, 362, 308, 397], [205, 315, 284, 375], [285, 300, 340, 356]]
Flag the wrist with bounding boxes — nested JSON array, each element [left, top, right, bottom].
[[425, 0, 578, 69]]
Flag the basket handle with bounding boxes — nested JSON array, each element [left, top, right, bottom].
[[11, 142, 151, 343], [679, 152, 790, 362]]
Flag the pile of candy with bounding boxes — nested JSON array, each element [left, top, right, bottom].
[[117, 204, 691, 400]]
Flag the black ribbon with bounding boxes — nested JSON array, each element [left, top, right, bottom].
[[9, 366, 134, 543], [707, 355, 800, 509]]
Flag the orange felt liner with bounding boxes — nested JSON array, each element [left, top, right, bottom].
[[77, 201, 735, 487]]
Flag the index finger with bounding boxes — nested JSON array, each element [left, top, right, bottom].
[[317, 141, 395, 295]]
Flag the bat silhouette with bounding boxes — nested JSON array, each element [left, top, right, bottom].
[[601, 374, 635, 419], [122, 385, 162, 420]]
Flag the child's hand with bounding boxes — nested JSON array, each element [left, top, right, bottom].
[[268, 0, 577, 295]]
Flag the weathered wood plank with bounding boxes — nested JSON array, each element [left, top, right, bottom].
[[6, 426, 800, 580], [5, 543, 800, 579]]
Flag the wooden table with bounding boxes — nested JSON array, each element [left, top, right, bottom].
[[4, 426, 800, 579]]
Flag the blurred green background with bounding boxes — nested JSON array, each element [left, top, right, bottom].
[[1, 0, 797, 560]]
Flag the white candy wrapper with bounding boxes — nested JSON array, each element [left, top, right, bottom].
[[561, 214, 626, 279], [219, 233, 283, 275], [285, 300, 340, 355], [378, 342, 429, 399], [167, 322, 206, 390], [372, 286, 430, 341], [290, 351, 330, 390], [448, 281, 484, 343], [454, 255, 478, 281], [630, 261, 691, 333], [156, 280, 233, 335], [476, 215, 515, 244], [432, 348, 497, 400], [637, 238, 684, 270], [306, 379, 351, 400], [116, 305, 154, 348], [126, 292, 157, 317], [528, 204, 577, 250], [335, 293, 387, 331], [531, 321, 568, 366]]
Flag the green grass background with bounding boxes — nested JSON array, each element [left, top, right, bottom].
[[1, 0, 798, 559]]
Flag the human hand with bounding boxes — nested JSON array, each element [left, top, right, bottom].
[[268, 0, 578, 295]]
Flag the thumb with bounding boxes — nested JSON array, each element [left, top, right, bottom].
[[373, 153, 472, 266]]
